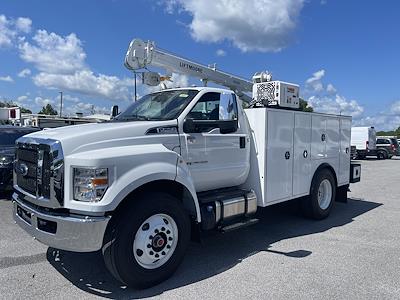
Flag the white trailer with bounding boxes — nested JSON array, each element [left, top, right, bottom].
[[12, 39, 361, 288], [351, 126, 377, 158]]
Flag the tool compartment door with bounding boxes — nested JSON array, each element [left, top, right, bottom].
[[293, 113, 312, 196], [265, 110, 294, 203], [339, 118, 351, 185], [311, 115, 326, 159]]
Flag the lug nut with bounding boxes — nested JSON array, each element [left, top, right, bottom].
[[167, 245, 171, 249], [161, 227, 165, 231], [166, 230, 171, 234], [147, 244, 151, 248], [149, 251, 154, 255], [168, 237, 173, 241], [163, 218, 169, 225], [136, 249, 143, 257], [149, 235, 153, 239], [155, 254, 159, 258], [155, 229, 159, 234], [142, 223, 150, 231], [161, 251, 166, 255]]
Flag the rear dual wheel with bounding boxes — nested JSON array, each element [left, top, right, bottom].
[[302, 169, 336, 220], [102, 192, 191, 289]]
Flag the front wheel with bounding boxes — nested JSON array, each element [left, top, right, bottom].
[[102, 192, 191, 289], [302, 169, 336, 220]]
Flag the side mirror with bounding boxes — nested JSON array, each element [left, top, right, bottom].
[[111, 105, 119, 118], [183, 118, 196, 133], [219, 120, 238, 134]]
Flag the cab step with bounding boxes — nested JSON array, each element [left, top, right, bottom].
[[220, 218, 259, 233]]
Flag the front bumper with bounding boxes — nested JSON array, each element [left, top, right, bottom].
[[12, 193, 111, 252]]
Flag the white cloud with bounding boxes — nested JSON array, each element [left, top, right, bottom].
[[15, 17, 32, 33], [216, 49, 226, 57], [35, 96, 54, 107], [18, 68, 31, 77], [0, 75, 14, 83], [326, 83, 336, 94], [167, 73, 189, 88], [17, 95, 28, 102], [390, 101, 400, 115], [19, 30, 86, 74], [0, 15, 32, 47], [304, 70, 364, 118], [17, 28, 135, 101], [64, 102, 108, 116], [306, 69, 325, 84], [0, 15, 15, 47], [356, 100, 400, 131], [63, 94, 80, 103], [162, 0, 305, 52], [306, 69, 325, 92], [33, 70, 134, 101]]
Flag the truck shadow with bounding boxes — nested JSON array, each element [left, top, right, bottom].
[[46, 197, 381, 299]]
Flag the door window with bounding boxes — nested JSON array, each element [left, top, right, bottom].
[[187, 92, 238, 121]]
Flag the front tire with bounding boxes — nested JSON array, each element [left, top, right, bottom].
[[302, 169, 336, 220], [377, 151, 386, 159], [102, 192, 191, 289]]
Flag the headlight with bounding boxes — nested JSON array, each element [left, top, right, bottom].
[[0, 155, 14, 167], [73, 167, 108, 202]]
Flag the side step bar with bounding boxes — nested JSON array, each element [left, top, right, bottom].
[[220, 218, 259, 233]]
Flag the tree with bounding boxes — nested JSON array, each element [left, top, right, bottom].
[[20, 107, 32, 113], [38, 104, 58, 115], [299, 98, 313, 112]]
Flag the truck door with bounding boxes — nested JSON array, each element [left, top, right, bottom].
[[181, 92, 249, 191]]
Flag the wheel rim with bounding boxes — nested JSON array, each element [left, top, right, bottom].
[[133, 213, 178, 269], [317, 179, 332, 210]]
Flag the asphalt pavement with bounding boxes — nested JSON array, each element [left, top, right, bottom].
[[1, 158, 399, 299]]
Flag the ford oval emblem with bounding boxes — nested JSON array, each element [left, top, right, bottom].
[[17, 163, 29, 176]]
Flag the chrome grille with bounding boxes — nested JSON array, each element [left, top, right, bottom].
[[14, 137, 64, 208], [16, 148, 38, 195]]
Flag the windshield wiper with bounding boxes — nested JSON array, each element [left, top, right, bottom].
[[114, 115, 164, 122]]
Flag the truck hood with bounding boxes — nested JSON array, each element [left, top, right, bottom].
[[23, 120, 179, 155]]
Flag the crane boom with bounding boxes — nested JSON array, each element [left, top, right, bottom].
[[124, 39, 253, 100]]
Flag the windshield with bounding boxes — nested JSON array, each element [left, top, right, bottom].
[[114, 89, 199, 121], [390, 138, 399, 146]]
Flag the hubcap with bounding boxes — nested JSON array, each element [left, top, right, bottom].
[[133, 213, 178, 269], [317, 179, 333, 210]]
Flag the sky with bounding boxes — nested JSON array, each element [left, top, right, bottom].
[[0, 0, 399, 130]]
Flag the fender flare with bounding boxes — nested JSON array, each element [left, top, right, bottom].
[[310, 163, 338, 194], [106, 158, 201, 223]]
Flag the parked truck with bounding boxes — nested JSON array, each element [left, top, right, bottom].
[[12, 39, 361, 288], [351, 126, 377, 159]]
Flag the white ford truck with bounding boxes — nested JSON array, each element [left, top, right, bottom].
[[12, 39, 361, 288]]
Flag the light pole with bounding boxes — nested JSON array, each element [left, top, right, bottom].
[[59, 91, 63, 117]]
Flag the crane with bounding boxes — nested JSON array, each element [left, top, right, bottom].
[[124, 39, 253, 102]]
